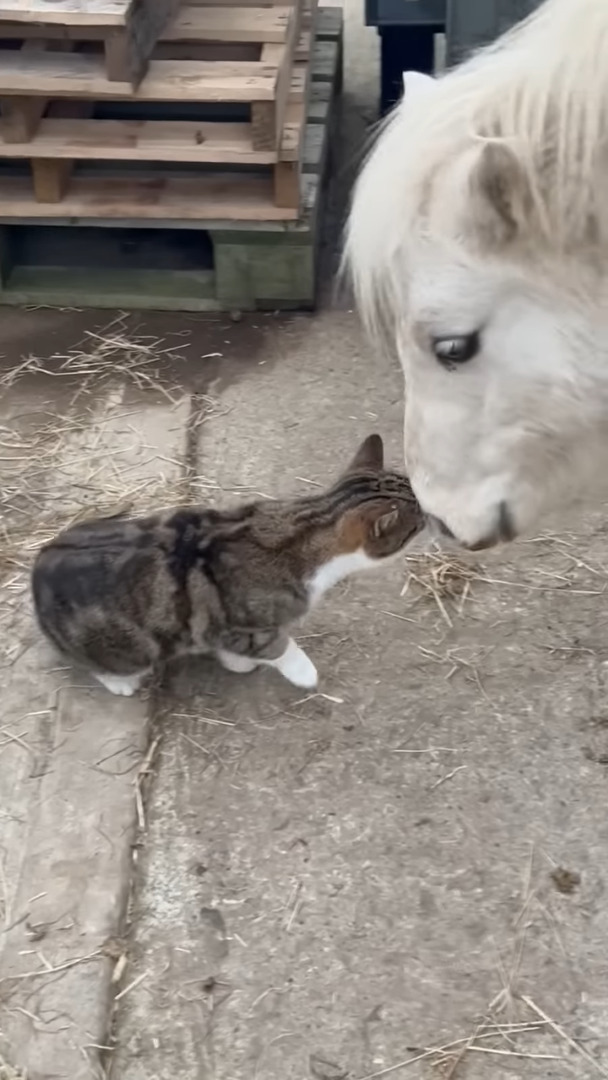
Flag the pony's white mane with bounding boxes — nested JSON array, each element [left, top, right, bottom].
[[345, 0, 608, 345]]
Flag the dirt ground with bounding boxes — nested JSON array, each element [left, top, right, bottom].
[[2, 7, 608, 1080]]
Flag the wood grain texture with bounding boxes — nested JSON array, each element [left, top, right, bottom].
[[0, 6, 343, 313], [31, 156, 72, 201], [0, 1, 132, 27], [0, 117, 276, 162], [0, 173, 299, 220], [250, 0, 303, 151], [119, 0, 181, 85], [272, 158, 298, 208], [0, 51, 277, 101], [0, 36, 73, 144], [164, 6, 291, 43]]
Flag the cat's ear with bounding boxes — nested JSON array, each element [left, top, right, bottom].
[[372, 507, 399, 539], [345, 434, 384, 474]]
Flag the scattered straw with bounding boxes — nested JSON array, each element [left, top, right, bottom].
[[402, 551, 479, 624], [0, 949, 104, 985], [522, 996, 608, 1078], [134, 737, 161, 831], [113, 970, 150, 1002], [431, 765, 467, 790], [171, 712, 235, 728], [0, 317, 228, 658], [353, 1010, 594, 1080], [353, 1021, 555, 1079], [111, 953, 128, 985]]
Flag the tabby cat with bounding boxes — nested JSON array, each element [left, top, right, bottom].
[[32, 434, 424, 695]]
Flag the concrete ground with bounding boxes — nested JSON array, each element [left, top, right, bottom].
[[2, 7, 608, 1080]]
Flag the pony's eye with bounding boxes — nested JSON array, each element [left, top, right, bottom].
[[432, 332, 480, 368]]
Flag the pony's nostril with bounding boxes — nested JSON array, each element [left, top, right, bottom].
[[497, 501, 516, 543], [468, 502, 517, 550]]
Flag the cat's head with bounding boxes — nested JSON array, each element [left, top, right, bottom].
[[332, 434, 425, 560]]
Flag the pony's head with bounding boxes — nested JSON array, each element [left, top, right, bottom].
[[345, 0, 608, 548]]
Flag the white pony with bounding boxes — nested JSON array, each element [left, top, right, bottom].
[[345, 0, 608, 549]]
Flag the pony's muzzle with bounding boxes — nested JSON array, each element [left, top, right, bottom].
[[428, 501, 516, 550], [465, 501, 516, 550]]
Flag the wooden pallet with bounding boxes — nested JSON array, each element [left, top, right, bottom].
[[0, 0, 182, 86], [0, 1, 307, 210], [0, 6, 342, 311]]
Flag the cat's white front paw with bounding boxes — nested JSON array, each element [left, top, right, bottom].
[[95, 671, 146, 697], [217, 650, 258, 675], [285, 651, 318, 689], [272, 640, 318, 689]]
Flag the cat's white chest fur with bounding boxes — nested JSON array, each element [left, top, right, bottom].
[[307, 548, 377, 605]]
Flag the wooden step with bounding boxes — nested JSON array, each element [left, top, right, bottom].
[[0, 50, 278, 100], [0, 116, 276, 162]]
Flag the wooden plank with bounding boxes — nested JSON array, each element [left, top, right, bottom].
[[0, 117, 277, 163], [295, 28, 310, 60], [0, 0, 298, 21], [0, 2, 131, 27], [0, 52, 278, 101], [30, 98, 93, 202], [273, 159, 298, 208], [179, 0, 286, 6], [111, 0, 181, 85], [152, 41, 259, 61], [272, 0, 302, 147], [164, 6, 291, 43], [31, 156, 72, 201], [213, 233, 313, 308], [0, 2, 207, 87], [251, 0, 303, 151], [1, 93, 46, 144], [2, 265, 221, 312], [0, 173, 299, 220], [0, 5, 295, 44], [0, 36, 75, 144], [278, 0, 316, 166], [250, 101, 274, 152]]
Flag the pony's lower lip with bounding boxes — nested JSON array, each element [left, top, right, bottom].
[[426, 502, 516, 549]]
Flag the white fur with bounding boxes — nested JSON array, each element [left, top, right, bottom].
[[216, 551, 379, 689], [308, 548, 377, 604], [216, 650, 258, 674], [95, 670, 148, 696], [261, 638, 318, 689], [345, 0, 608, 547], [217, 641, 317, 688]]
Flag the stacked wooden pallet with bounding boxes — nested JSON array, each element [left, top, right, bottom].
[[0, 3, 343, 310], [0, 0, 317, 216]]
